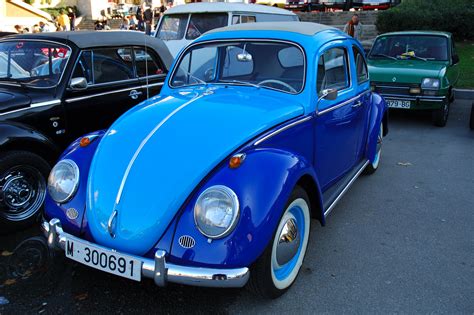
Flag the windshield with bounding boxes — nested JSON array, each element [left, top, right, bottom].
[[157, 13, 228, 41], [0, 40, 71, 88], [369, 35, 448, 61], [170, 41, 305, 94]]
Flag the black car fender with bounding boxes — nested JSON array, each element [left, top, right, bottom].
[[0, 122, 60, 165]]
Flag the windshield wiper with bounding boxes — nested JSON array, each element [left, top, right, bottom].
[[218, 79, 261, 89], [184, 71, 207, 86], [370, 53, 397, 60]]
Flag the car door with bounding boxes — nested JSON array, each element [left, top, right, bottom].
[[63, 47, 147, 140], [133, 46, 168, 98], [313, 44, 367, 190]]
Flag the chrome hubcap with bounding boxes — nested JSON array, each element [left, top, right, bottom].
[[276, 218, 300, 266], [0, 166, 46, 221]]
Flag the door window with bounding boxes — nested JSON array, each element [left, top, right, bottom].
[[317, 47, 350, 94], [71, 51, 93, 84], [134, 48, 166, 77], [352, 46, 368, 84], [92, 48, 135, 84], [186, 13, 228, 40]]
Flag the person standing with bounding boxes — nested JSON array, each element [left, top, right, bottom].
[[136, 4, 145, 32], [343, 14, 363, 41], [67, 8, 76, 31], [143, 5, 153, 36], [57, 9, 70, 31]]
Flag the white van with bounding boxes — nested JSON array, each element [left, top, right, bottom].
[[155, 3, 299, 56]]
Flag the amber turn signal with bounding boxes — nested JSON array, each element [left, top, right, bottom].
[[79, 137, 91, 147], [229, 153, 246, 169]]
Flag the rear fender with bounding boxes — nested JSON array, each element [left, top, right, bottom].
[[366, 93, 388, 162], [167, 148, 324, 268]]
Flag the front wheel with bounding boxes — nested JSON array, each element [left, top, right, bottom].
[[0, 151, 50, 233], [247, 186, 311, 299], [432, 103, 450, 127]]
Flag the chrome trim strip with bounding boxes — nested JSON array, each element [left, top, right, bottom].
[[0, 99, 61, 117], [42, 219, 250, 288], [115, 94, 204, 205], [253, 116, 312, 146], [65, 83, 164, 103], [382, 95, 446, 102], [317, 90, 370, 116], [324, 160, 369, 218]]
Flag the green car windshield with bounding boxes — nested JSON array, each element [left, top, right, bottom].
[[369, 35, 448, 61]]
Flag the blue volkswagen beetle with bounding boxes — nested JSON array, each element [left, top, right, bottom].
[[42, 22, 388, 298]]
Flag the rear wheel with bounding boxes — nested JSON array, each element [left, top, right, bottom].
[[364, 122, 383, 175], [0, 151, 50, 233], [248, 186, 311, 299]]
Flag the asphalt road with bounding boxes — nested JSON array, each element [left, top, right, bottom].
[[1, 100, 473, 314]]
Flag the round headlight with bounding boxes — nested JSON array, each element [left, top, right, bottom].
[[421, 78, 440, 89], [47, 159, 80, 204], [194, 185, 239, 239]]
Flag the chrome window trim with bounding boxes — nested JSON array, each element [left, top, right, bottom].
[[316, 45, 354, 113], [324, 160, 369, 218], [168, 38, 307, 95], [317, 90, 371, 116], [253, 116, 312, 146], [0, 99, 61, 117], [0, 39, 73, 90]]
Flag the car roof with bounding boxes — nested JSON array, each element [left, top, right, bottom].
[[378, 31, 452, 38], [164, 3, 296, 16], [207, 21, 338, 36], [1, 31, 174, 68]]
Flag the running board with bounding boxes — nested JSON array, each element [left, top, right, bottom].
[[323, 160, 369, 218]]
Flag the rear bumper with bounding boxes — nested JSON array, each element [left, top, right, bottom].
[[42, 218, 250, 288]]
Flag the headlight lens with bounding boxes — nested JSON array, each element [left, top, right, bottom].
[[47, 159, 80, 204], [194, 185, 239, 239], [421, 78, 440, 89]]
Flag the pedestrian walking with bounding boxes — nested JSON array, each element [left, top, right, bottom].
[[343, 14, 363, 41], [67, 8, 76, 31]]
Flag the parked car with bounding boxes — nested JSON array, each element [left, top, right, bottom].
[[256, 0, 286, 8], [352, 0, 401, 10], [319, 0, 346, 10], [0, 31, 173, 232], [285, 0, 324, 12], [154, 3, 298, 57], [43, 22, 387, 298], [368, 31, 460, 127], [470, 103, 474, 130]]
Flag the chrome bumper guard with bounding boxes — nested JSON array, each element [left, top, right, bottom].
[[42, 219, 250, 288], [381, 94, 447, 103]]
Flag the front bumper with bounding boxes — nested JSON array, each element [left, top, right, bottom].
[[42, 219, 250, 288], [381, 94, 448, 110]]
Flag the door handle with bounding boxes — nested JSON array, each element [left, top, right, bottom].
[[129, 90, 143, 100], [352, 101, 363, 108]]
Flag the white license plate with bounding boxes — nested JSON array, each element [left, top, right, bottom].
[[65, 237, 142, 281], [290, 5, 297, 7], [387, 99, 411, 109]]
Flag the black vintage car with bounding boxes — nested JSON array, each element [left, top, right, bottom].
[[0, 31, 173, 231]]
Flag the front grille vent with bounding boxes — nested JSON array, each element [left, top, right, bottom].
[[178, 235, 196, 249]]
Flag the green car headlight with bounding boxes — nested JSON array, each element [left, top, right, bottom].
[[421, 78, 440, 89]]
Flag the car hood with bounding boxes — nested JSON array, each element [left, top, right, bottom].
[[368, 59, 448, 84], [0, 89, 31, 113], [86, 86, 305, 255]]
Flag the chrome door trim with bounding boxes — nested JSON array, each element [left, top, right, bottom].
[[317, 90, 370, 116], [65, 86, 145, 103], [323, 160, 369, 218], [253, 116, 312, 146], [0, 100, 61, 117]]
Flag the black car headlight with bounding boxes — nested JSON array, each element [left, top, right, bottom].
[[47, 159, 80, 204], [194, 185, 239, 239]]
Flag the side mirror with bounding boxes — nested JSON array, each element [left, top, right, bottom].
[[70, 77, 88, 90], [452, 54, 460, 65], [318, 88, 338, 102]]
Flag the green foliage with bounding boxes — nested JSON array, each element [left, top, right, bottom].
[[456, 41, 474, 88], [376, 0, 474, 40], [42, 6, 79, 18]]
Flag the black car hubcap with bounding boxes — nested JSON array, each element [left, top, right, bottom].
[[0, 166, 46, 222]]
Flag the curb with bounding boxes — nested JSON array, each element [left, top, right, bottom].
[[454, 89, 474, 100]]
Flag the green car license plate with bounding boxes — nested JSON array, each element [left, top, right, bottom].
[[387, 100, 411, 109]]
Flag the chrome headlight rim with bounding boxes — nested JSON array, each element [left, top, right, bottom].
[[194, 185, 240, 240], [47, 159, 80, 204], [421, 78, 441, 89]]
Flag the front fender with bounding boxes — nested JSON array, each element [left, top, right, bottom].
[[43, 130, 105, 236], [367, 92, 388, 162], [0, 122, 60, 163], [168, 148, 323, 268]]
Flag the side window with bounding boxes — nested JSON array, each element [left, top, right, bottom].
[[71, 51, 93, 84], [353, 46, 368, 84], [232, 15, 240, 24], [317, 47, 350, 94], [92, 48, 135, 84], [133, 48, 166, 77], [241, 16, 256, 23]]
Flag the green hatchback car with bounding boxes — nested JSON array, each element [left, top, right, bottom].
[[367, 31, 460, 127]]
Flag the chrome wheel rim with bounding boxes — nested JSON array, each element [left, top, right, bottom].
[[0, 166, 46, 222], [271, 198, 310, 290]]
